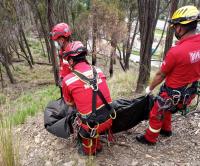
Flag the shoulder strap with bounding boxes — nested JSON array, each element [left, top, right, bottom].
[[72, 66, 112, 116]]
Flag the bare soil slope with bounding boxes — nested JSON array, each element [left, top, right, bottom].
[[15, 107, 200, 166]]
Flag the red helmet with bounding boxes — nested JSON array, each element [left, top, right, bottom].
[[63, 41, 87, 60], [50, 23, 72, 40]]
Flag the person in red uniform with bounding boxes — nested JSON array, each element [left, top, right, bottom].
[[62, 41, 115, 155], [50, 23, 72, 82], [136, 5, 200, 145]]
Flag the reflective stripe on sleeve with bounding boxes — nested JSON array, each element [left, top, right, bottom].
[[65, 68, 102, 86]]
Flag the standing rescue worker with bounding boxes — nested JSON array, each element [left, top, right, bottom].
[[62, 41, 115, 155], [50, 23, 72, 91], [136, 5, 200, 145]]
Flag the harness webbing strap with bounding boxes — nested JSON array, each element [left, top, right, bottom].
[[157, 81, 199, 114], [72, 66, 112, 118]]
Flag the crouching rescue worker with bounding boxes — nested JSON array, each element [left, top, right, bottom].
[[62, 41, 116, 155], [50, 23, 72, 96], [136, 5, 200, 145]]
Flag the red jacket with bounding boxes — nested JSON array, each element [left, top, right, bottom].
[[58, 50, 71, 79], [62, 62, 112, 115], [161, 34, 200, 88]]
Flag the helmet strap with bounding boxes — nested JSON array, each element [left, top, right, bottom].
[[174, 25, 191, 40]]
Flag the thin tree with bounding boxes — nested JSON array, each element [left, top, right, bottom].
[[136, 0, 160, 93], [163, 0, 179, 58], [0, 48, 16, 84], [47, 0, 59, 86], [91, 1, 97, 65]]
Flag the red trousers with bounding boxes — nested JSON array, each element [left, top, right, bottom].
[[79, 118, 112, 155], [81, 137, 102, 155], [144, 92, 195, 143]]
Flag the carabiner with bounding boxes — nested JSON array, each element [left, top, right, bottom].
[[90, 128, 97, 138], [110, 109, 116, 119], [172, 90, 181, 105]]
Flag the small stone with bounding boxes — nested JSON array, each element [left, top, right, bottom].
[[63, 161, 75, 166], [195, 129, 200, 134], [35, 137, 40, 144], [131, 159, 138, 166], [145, 154, 152, 158], [45, 161, 52, 166]]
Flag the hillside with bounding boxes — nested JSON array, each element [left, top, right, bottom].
[[1, 56, 200, 166]]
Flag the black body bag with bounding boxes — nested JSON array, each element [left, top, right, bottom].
[[111, 95, 154, 133], [44, 95, 154, 138], [44, 98, 76, 139]]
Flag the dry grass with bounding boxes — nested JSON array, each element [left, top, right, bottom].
[[0, 120, 20, 166], [108, 69, 139, 99]]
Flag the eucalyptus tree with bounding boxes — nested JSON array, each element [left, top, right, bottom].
[[136, 0, 160, 92], [163, 0, 179, 57]]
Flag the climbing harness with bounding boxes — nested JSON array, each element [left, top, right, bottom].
[[156, 81, 199, 115], [71, 66, 116, 154]]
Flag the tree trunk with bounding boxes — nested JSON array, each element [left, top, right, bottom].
[[0, 49, 16, 84], [17, 32, 33, 68], [152, 15, 168, 56], [47, 0, 59, 86], [109, 32, 117, 77], [91, 4, 97, 66], [31, 0, 51, 63], [3, 61, 16, 84], [163, 0, 179, 58], [136, 0, 160, 93], [109, 47, 115, 78], [0, 64, 4, 88], [33, 12, 46, 57], [92, 21, 97, 65], [125, 18, 139, 70], [20, 25, 34, 65]]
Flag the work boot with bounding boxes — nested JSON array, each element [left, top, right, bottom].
[[136, 134, 156, 145], [160, 129, 172, 137]]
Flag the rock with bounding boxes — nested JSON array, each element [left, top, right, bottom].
[[34, 137, 41, 144], [63, 161, 76, 166], [44, 161, 52, 166], [195, 129, 200, 134], [131, 159, 138, 166], [145, 154, 152, 158]]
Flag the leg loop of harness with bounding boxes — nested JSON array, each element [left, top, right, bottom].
[[86, 122, 99, 138], [82, 138, 93, 148], [158, 82, 198, 114], [157, 96, 173, 111]]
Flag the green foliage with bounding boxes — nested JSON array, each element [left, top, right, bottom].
[[5, 85, 59, 125], [0, 94, 6, 105], [28, 38, 45, 57]]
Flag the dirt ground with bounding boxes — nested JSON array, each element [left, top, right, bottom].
[[3, 61, 200, 166], [14, 104, 200, 166]]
